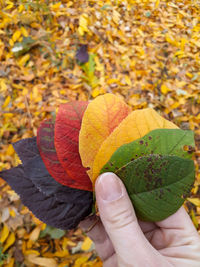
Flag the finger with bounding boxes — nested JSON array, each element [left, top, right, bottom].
[[79, 215, 115, 261], [95, 173, 164, 265], [157, 206, 199, 236]]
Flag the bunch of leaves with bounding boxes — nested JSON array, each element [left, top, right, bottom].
[[79, 94, 195, 221], [0, 94, 196, 229]]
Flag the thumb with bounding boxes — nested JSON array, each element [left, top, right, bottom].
[[95, 173, 162, 266]]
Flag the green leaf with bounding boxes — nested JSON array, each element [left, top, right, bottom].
[[40, 226, 65, 239], [116, 155, 195, 221], [12, 37, 37, 57], [101, 129, 195, 174]]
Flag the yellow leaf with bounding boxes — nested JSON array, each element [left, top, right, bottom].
[[91, 87, 105, 98], [21, 26, 28, 37], [186, 72, 193, 78], [26, 254, 57, 267], [24, 250, 40, 256], [12, 30, 21, 42], [3, 232, 15, 252], [54, 250, 69, 257], [161, 84, 170, 95], [190, 209, 198, 229], [81, 237, 93, 251], [74, 256, 89, 267], [187, 198, 200, 207], [92, 108, 178, 183], [18, 54, 30, 67], [29, 225, 42, 241], [79, 94, 131, 175], [113, 10, 120, 24], [78, 14, 89, 36], [0, 224, 9, 243], [51, 2, 62, 11], [4, 258, 14, 267], [2, 95, 11, 109], [6, 144, 15, 156], [18, 4, 24, 13], [165, 33, 176, 46], [9, 209, 15, 217], [125, 75, 132, 86], [155, 0, 160, 8], [0, 79, 7, 91]]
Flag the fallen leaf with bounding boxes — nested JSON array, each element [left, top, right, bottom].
[[187, 198, 200, 207], [0, 224, 9, 243], [81, 237, 93, 251], [3, 232, 15, 252], [26, 254, 57, 267], [76, 44, 89, 63]]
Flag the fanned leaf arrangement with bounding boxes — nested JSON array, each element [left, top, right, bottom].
[[0, 94, 196, 228]]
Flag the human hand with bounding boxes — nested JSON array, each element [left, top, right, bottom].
[[80, 173, 200, 267]]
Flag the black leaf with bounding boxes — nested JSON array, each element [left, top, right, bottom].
[[0, 166, 93, 230]]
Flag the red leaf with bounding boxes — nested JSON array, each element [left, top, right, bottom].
[[54, 101, 93, 191], [37, 119, 91, 191]]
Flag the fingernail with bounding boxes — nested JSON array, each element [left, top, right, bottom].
[[96, 173, 123, 202]]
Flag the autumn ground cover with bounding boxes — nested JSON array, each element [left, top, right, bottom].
[[0, 0, 200, 266]]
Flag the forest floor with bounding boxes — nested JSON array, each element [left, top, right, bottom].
[[0, 0, 200, 266]]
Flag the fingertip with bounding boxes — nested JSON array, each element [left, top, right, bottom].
[[95, 172, 123, 202]]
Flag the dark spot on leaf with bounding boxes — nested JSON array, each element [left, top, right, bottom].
[[139, 140, 144, 145], [148, 136, 152, 140]]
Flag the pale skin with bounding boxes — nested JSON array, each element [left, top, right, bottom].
[[80, 173, 200, 267]]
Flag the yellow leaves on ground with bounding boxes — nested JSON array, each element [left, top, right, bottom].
[[79, 94, 131, 172], [91, 106, 178, 183]]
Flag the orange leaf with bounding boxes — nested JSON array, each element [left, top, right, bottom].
[[79, 94, 131, 173], [92, 108, 178, 183]]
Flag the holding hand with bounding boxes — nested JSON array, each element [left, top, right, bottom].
[[80, 173, 200, 267]]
